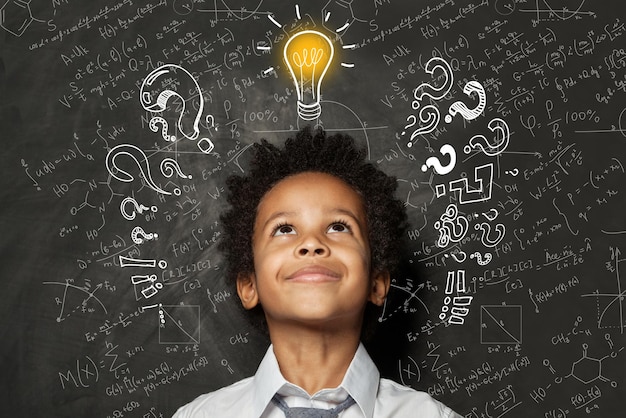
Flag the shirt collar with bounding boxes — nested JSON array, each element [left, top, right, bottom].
[[251, 345, 288, 417], [341, 343, 379, 418], [250, 343, 380, 418]]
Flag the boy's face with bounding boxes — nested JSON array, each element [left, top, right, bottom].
[[237, 171, 389, 332]]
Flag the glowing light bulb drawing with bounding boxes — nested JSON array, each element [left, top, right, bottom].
[[283, 30, 334, 120], [259, 7, 354, 119]]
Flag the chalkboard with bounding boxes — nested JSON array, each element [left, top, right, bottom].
[[1, 1, 625, 417]]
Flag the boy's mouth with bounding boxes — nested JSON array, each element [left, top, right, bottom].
[[286, 265, 341, 283]]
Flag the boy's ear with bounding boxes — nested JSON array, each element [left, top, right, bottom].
[[236, 272, 259, 310], [368, 269, 390, 307]]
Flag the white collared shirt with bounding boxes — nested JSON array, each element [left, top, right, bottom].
[[172, 344, 461, 418]]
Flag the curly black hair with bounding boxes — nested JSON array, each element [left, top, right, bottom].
[[218, 126, 408, 337]]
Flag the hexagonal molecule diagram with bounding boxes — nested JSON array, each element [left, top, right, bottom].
[[566, 343, 620, 388], [1, 0, 36, 37]]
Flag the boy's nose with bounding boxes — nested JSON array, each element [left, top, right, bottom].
[[296, 235, 329, 257]]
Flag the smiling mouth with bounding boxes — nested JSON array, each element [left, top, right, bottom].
[[287, 266, 341, 283]]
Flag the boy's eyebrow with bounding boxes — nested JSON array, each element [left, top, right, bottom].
[[327, 208, 363, 223], [258, 208, 364, 231], [259, 211, 297, 231]]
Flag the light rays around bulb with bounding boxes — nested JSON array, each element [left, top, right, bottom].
[[257, 4, 355, 73]]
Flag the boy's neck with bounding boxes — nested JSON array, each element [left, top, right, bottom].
[[269, 324, 361, 395]]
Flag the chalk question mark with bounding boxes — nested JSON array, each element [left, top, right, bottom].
[[422, 144, 457, 175], [405, 57, 454, 147], [141, 64, 216, 154], [140, 64, 203, 140], [131, 226, 158, 244], [482, 208, 499, 221], [149, 117, 175, 141], [401, 114, 417, 137], [412, 57, 454, 109], [470, 252, 492, 266], [206, 114, 217, 130], [445, 250, 467, 263], [445, 80, 486, 123], [120, 197, 157, 221], [159, 158, 192, 196], [160, 158, 192, 180], [106, 144, 172, 195], [404, 111, 440, 147], [406, 106, 441, 148], [434, 203, 468, 248], [196, 115, 217, 154], [464, 118, 510, 156], [475, 222, 506, 247]]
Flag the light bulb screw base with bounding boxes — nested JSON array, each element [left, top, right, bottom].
[[297, 101, 321, 121]]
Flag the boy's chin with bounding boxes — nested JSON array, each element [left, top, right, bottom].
[[266, 312, 364, 334]]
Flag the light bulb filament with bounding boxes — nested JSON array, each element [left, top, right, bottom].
[[291, 48, 324, 68], [292, 48, 325, 98]]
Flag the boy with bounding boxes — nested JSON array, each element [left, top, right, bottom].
[[173, 127, 461, 417]]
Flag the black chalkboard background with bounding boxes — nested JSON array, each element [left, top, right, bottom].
[[1, 1, 625, 417]]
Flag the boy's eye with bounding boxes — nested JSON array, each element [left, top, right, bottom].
[[273, 224, 296, 236], [327, 222, 351, 233]]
